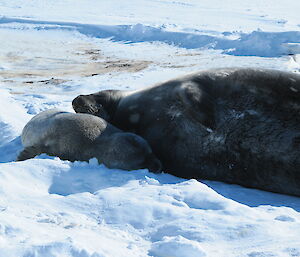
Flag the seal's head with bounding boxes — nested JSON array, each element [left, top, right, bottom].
[[72, 90, 123, 121], [72, 94, 110, 121], [102, 132, 162, 173]]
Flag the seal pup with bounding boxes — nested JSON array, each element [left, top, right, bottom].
[[17, 109, 162, 172], [72, 68, 300, 196]]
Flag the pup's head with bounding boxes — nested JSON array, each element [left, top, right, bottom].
[[103, 132, 162, 173]]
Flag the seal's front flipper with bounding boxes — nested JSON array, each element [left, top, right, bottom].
[[16, 146, 43, 161]]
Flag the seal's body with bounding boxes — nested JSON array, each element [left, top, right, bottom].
[[17, 109, 161, 172], [73, 68, 300, 196]]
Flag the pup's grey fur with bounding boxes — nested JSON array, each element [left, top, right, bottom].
[[72, 68, 300, 196], [17, 109, 161, 172]]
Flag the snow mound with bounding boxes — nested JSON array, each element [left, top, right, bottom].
[[0, 89, 31, 146], [0, 158, 299, 256], [149, 236, 207, 257], [1, 17, 300, 57]]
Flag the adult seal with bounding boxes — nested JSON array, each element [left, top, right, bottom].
[[72, 68, 300, 196], [17, 109, 162, 172]]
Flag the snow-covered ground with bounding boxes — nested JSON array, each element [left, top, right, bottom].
[[0, 1, 300, 256]]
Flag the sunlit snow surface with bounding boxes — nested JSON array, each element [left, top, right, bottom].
[[0, 1, 300, 256]]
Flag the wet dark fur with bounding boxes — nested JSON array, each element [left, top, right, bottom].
[[72, 68, 300, 196]]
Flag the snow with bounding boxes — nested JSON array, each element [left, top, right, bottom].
[[0, 1, 300, 256]]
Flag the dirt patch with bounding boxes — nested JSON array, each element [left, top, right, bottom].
[[24, 78, 68, 85], [0, 58, 151, 82], [0, 39, 151, 87]]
